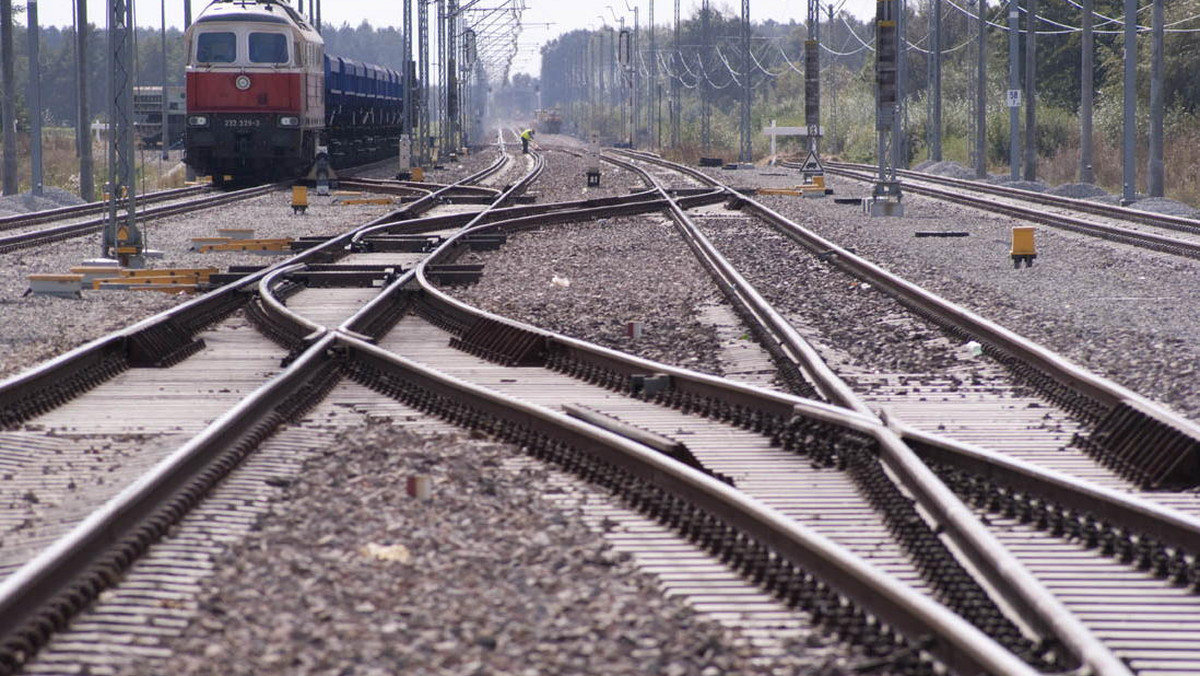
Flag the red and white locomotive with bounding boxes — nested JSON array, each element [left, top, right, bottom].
[[184, 0, 406, 184]]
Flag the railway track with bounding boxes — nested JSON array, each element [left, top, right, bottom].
[[0, 186, 209, 235], [0, 144, 1038, 676], [0, 184, 275, 254], [2, 140, 1197, 675], [810, 161, 1200, 260], [604, 150, 1200, 674]]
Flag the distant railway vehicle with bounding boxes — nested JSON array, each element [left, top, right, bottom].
[[183, 0, 407, 185], [535, 109, 563, 134], [134, 85, 187, 149]]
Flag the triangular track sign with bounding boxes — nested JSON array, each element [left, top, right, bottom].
[[800, 149, 824, 175]]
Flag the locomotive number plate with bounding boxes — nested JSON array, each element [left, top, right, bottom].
[[222, 118, 263, 128]]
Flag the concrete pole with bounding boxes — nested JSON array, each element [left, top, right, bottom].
[[76, 0, 95, 201], [740, 0, 751, 163], [700, 0, 711, 151], [974, 0, 986, 178], [1121, 0, 1136, 204], [1148, 0, 1163, 196], [893, 0, 906, 169], [161, 0, 169, 160], [670, 0, 679, 148], [1008, 0, 1020, 179], [649, 0, 657, 148], [404, 0, 414, 145], [1, 0, 17, 195], [1022, 0, 1037, 181], [184, 0, 192, 27], [29, 0, 44, 196], [1080, 0, 1093, 183], [930, 0, 941, 161]]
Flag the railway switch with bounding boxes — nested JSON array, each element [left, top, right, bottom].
[[1011, 226, 1037, 268]]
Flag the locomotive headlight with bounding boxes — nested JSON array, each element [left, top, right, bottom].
[[187, 115, 209, 127], [278, 116, 301, 128], [235, 75, 252, 91]]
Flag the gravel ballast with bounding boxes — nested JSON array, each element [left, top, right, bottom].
[[127, 426, 857, 676], [751, 173, 1200, 421], [0, 181, 403, 381]]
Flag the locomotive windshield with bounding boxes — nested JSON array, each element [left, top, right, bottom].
[[195, 32, 236, 63], [249, 33, 289, 64]]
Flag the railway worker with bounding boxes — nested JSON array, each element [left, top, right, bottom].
[[521, 128, 535, 154]]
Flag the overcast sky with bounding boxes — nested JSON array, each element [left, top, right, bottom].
[[35, 0, 877, 76]]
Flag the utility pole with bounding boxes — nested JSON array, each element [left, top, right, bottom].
[[446, 0, 459, 154], [1148, 0, 1163, 197], [670, 0, 679, 148], [805, 0, 821, 160], [827, 4, 837, 154], [1008, 0, 1019, 179], [403, 0, 414, 165], [29, 0, 43, 196], [184, 0, 192, 27], [893, 0, 906, 169], [650, 0, 658, 148], [1, 0, 16, 195], [1121, 0, 1136, 204], [630, 3, 639, 147], [700, 0, 711, 152], [739, 0, 751, 163], [974, 0, 986, 178], [1022, 0, 1036, 180], [930, 0, 941, 161], [76, 0, 94, 201], [161, 0, 169, 161], [871, 0, 903, 216], [419, 0, 430, 164], [105, 0, 142, 265], [1080, 0, 1093, 183]]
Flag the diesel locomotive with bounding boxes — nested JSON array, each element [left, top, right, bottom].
[[183, 0, 407, 184]]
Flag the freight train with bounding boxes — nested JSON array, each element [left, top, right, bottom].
[[183, 0, 407, 185]]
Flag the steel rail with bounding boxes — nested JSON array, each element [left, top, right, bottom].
[[340, 176, 501, 198], [606, 149, 1133, 676], [338, 335, 1044, 676], [738, 191, 1200, 489], [0, 332, 342, 675], [824, 160, 1200, 237], [604, 151, 865, 411], [0, 184, 276, 254], [816, 163, 1200, 259], [624, 151, 1200, 491], [394, 213, 1087, 674], [903, 426, 1200, 559], [0, 139, 518, 431], [0, 185, 208, 234], [0, 138, 523, 672]]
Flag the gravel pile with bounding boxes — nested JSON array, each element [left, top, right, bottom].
[[1048, 183, 1111, 200], [914, 160, 978, 180], [989, 178, 1050, 192], [1128, 196, 1200, 219], [127, 427, 856, 676], [0, 188, 86, 217]]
